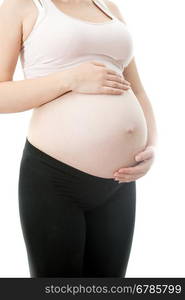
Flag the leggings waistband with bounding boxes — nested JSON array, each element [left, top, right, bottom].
[[23, 138, 115, 183]]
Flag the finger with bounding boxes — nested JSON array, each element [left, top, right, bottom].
[[106, 68, 122, 76], [115, 172, 144, 181], [115, 175, 138, 183], [106, 75, 131, 86], [123, 79, 131, 85], [116, 173, 146, 182], [122, 77, 131, 85], [118, 177, 138, 183], [118, 176, 140, 183], [115, 171, 142, 179], [101, 86, 124, 95], [105, 80, 131, 90], [115, 160, 150, 175], [115, 176, 134, 182], [135, 148, 154, 162]]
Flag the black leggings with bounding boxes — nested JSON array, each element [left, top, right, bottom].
[[18, 138, 136, 278]]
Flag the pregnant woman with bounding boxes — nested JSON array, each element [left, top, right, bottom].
[[0, 0, 157, 277]]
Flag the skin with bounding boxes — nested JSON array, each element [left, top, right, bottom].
[[53, 0, 158, 181], [104, 0, 158, 183], [45, 0, 158, 182], [0, 0, 157, 182], [0, 0, 131, 113]]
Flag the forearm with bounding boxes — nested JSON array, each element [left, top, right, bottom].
[[135, 91, 158, 147], [0, 69, 73, 113]]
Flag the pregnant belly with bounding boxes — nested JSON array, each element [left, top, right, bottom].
[[27, 88, 148, 178]]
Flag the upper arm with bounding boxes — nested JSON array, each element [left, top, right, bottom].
[[0, 0, 28, 82], [104, 0, 146, 95], [123, 58, 146, 95]]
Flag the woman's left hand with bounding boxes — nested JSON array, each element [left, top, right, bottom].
[[113, 145, 156, 183]]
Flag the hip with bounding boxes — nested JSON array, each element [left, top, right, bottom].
[[18, 138, 136, 211]]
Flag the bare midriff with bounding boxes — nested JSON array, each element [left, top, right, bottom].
[[27, 86, 148, 179]]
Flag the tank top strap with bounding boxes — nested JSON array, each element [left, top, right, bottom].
[[43, 0, 117, 21], [29, 0, 46, 35], [31, 0, 44, 10], [93, 0, 117, 21], [43, 0, 58, 10]]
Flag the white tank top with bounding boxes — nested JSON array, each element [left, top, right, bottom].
[[20, 0, 134, 79]]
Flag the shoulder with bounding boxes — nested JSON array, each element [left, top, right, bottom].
[[103, 0, 127, 24], [0, 0, 35, 19]]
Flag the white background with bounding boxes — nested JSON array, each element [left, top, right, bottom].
[[0, 0, 185, 277]]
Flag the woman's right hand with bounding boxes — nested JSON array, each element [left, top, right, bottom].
[[68, 61, 131, 95]]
